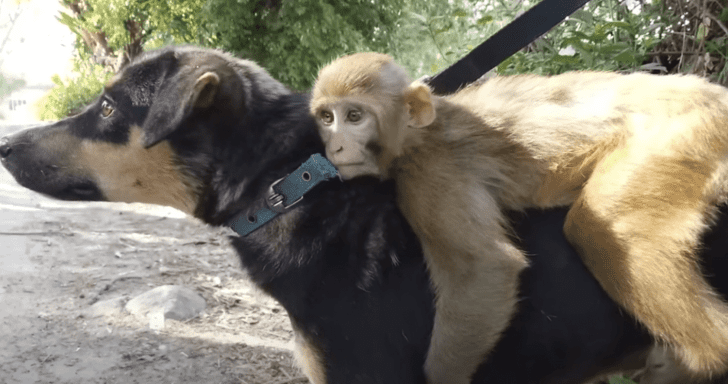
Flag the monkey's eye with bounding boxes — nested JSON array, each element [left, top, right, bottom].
[[319, 110, 334, 125], [347, 110, 362, 122], [100, 100, 114, 118]]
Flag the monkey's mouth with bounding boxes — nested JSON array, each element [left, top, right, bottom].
[[335, 162, 369, 174], [334, 162, 381, 180]]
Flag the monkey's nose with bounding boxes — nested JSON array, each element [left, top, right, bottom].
[[0, 137, 11, 158]]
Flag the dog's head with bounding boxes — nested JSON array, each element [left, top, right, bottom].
[[0, 46, 293, 216]]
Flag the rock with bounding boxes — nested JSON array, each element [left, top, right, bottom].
[[125, 285, 206, 322], [148, 310, 165, 330], [82, 296, 126, 318]]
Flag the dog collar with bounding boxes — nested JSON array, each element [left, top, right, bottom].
[[228, 154, 339, 236]]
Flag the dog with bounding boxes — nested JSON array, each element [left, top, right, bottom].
[[2, 45, 728, 383]]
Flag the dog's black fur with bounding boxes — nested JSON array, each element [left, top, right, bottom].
[[3, 46, 728, 383]]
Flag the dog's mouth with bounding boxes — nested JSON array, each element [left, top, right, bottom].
[[55, 181, 103, 201], [335, 162, 381, 180], [67, 183, 101, 198], [6, 165, 104, 201], [0, 143, 104, 201]]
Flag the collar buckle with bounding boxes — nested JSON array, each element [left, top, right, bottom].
[[228, 154, 339, 237], [266, 176, 303, 213]]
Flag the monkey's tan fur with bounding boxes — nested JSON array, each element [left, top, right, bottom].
[[311, 52, 728, 383]]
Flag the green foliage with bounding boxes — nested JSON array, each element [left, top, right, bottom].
[[58, 0, 206, 53], [496, 0, 670, 75], [202, 0, 405, 90], [385, 0, 669, 80], [143, 0, 208, 45], [36, 61, 112, 121], [51, 0, 408, 99], [41, 0, 206, 120], [46, 0, 675, 118], [390, 0, 502, 79], [662, 0, 728, 85], [706, 36, 728, 83]]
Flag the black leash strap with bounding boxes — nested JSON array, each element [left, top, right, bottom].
[[426, 0, 592, 95]]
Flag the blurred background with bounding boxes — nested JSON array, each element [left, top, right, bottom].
[[0, 0, 73, 122], [0, 0, 724, 124]]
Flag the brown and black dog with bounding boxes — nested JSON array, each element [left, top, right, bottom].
[[2, 45, 728, 383]]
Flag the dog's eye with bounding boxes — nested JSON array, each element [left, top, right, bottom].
[[101, 100, 114, 118], [319, 110, 334, 125]]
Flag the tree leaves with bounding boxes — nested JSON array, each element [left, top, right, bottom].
[[37, 62, 112, 120], [42, 0, 680, 119], [202, 0, 404, 90], [497, 0, 670, 75]]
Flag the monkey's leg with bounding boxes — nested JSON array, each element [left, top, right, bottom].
[[564, 150, 728, 377], [408, 188, 528, 384]]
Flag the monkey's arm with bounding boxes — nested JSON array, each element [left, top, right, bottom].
[[396, 172, 529, 384]]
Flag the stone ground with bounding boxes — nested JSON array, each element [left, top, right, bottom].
[[0, 123, 307, 384]]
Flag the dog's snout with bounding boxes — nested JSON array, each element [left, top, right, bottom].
[[0, 137, 11, 158]]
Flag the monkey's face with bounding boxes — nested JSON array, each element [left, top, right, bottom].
[[313, 102, 384, 180]]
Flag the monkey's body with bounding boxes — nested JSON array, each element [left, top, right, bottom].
[[428, 72, 728, 378], [312, 54, 728, 383]]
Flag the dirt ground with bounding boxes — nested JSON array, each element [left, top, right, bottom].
[[0, 205, 308, 384], [0, 125, 307, 384]]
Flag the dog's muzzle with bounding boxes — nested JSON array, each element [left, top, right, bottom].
[[0, 130, 104, 201]]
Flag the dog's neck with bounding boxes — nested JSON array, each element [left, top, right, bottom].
[[226, 154, 339, 237], [192, 92, 328, 227]]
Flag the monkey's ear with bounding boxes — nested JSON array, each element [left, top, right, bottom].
[[142, 71, 220, 148], [405, 81, 435, 128]]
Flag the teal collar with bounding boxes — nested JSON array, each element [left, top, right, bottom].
[[228, 154, 339, 236]]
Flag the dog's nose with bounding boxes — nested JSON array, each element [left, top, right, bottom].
[[0, 137, 10, 158]]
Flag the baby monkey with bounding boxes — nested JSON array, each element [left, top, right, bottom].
[[311, 52, 728, 383]]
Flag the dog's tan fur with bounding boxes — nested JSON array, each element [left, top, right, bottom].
[[26, 123, 200, 214], [311, 52, 728, 383], [291, 322, 327, 384], [73, 127, 201, 214]]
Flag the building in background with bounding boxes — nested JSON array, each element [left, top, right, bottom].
[[0, 0, 73, 123]]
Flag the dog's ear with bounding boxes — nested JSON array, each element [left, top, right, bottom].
[[142, 71, 220, 148]]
